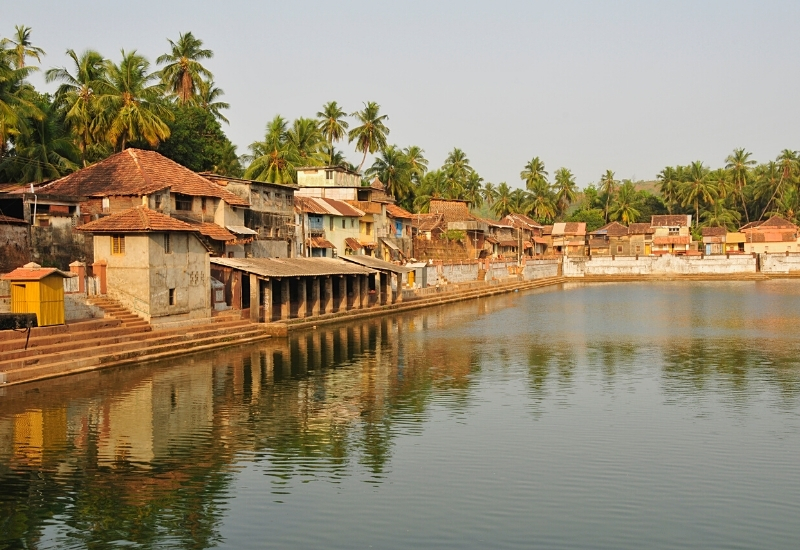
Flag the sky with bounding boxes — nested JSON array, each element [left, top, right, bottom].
[[5, 0, 800, 188]]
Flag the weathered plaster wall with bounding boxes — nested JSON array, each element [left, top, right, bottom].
[[30, 226, 91, 270], [564, 254, 757, 277], [760, 253, 800, 273], [96, 234, 152, 318], [0, 224, 30, 273], [522, 259, 560, 279], [147, 233, 210, 324], [251, 239, 291, 258]]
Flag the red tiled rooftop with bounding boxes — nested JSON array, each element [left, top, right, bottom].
[[386, 204, 414, 219], [76, 206, 199, 233], [2, 263, 73, 281], [651, 214, 691, 227]]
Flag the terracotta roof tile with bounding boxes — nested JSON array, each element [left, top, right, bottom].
[[628, 223, 654, 235], [701, 226, 727, 237], [413, 213, 444, 232], [386, 204, 414, 219], [429, 199, 472, 223], [76, 206, 199, 233], [192, 222, 236, 241], [591, 221, 629, 237], [758, 215, 797, 229], [500, 213, 543, 230], [2, 262, 72, 280], [651, 215, 691, 227], [39, 149, 249, 206]]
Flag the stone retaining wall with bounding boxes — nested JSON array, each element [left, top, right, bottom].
[[565, 254, 757, 277], [760, 253, 800, 274]]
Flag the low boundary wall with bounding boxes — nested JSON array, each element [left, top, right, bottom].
[[565, 254, 757, 277]]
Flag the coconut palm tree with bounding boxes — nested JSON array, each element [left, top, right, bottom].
[[609, 180, 641, 224], [243, 115, 298, 184], [463, 172, 484, 208], [679, 161, 716, 227], [317, 101, 349, 165], [0, 50, 41, 156], [526, 179, 556, 223], [443, 147, 473, 193], [403, 145, 428, 183], [195, 80, 229, 123], [97, 50, 172, 151], [45, 49, 107, 166], [769, 186, 800, 224], [520, 157, 548, 191], [553, 167, 577, 217], [413, 169, 448, 213], [348, 101, 389, 172], [286, 117, 325, 166], [482, 182, 498, 207], [598, 169, 617, 222], [760, 149, 800, 220], [700, 201, 741, 230], [491, 182, 513, 218], [707, 168, 732, 202], [657, 166, 680, 214], [724, 148, 755, 223], [1, 25, 45, 68], [156, 32, 213, 104], [366, 145, 412, 201]]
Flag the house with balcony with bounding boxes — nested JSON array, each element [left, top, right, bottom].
[[739, 216, 800, 253], [294, 196, 365, 258], [650, 215, 692, 255]]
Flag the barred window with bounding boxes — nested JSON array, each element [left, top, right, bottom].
[[164, 234, 171, 254], [112, 235, 125, 255]]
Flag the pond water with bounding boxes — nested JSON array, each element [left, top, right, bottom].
[[2, 281, 800, 549]]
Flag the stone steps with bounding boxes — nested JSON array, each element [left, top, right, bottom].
[[0, 319, 253, 363], [87, 296, 150, 328], [0, 325, 270, 386]]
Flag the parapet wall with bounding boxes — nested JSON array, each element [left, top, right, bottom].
[[565, 254, 757, 277], [760, 254, 800, 274]]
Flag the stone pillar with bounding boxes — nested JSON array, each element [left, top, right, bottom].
[[297, 278, 307, 318], [338, 276, 347, 311], [263, 279, 273, 322], [92, 260, 107, 295], [280, 279, 290, 319], [310, 277, 321, 316], [352, 275, 361, 309], [250, 273, 260, 322], [380, 272, 389, 305], [323, 277, 334, 314], [360, 275, 368, 309], [395, 272, 403, 303], [69, 261, 86, 293], [372, 273, 381, 307]]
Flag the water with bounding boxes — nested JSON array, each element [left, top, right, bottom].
[[2, 281, 800, 549]]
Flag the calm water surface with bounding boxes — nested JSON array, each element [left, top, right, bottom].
[[2, 281, 800, 549]]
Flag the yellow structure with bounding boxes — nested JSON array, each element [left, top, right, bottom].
[[1, 262, 73, 326]]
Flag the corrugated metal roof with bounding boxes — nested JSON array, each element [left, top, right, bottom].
[[309, 237, 335, 249], [226, 225, 258, 236], [294, 196, 364, 217], [210, 257, 375, 277], [344, 237, 363, 250], [340, 255, 413, 273]]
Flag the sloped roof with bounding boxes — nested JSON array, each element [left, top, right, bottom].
[[651, 214, 691, 227], [552, 222, 586, 236], [193, 222, 236, 241], [76, 206, 199, 233], [340, 254, 413, 273], [628, 223, 654, 235], [39, 149, 249, 206], [386, 204, 414, 219], [413, 213, 445, 232], [210, 257, 375, 278], [429, 199, 473, 223], [757, 215, 797, 230], [591, 221, 629, 237], [295, 196, 364, 217], [0, 214, 28, 225], [701, 226, 727, 237], [309, 236, 336, 249], [500, 213, 543, 230], [2, 262, 73, 280]]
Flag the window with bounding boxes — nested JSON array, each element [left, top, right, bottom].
[[102, 197, 110, 212], [351, 219, 355, 228], [330, 217, 334, 231], [168, 288, 176, 306], [175, 194, 193, 211], [164, 234, 171, 254], [635, 245, 641, 253], [201, 197, 207, 212], [668, 227, 679, 235], [112, 235, 125, 255], [154, 194, 163, 210], [617, 245, 623, 253], [342, 219, 346, 229], [325, 170, 333, 180], [366, 222, 372, 235]]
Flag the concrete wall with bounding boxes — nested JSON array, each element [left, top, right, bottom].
[[96, 234, 152, 317], [760, 253, 800, 273], [565, 254, 757, 277], [251, 239, 291, 258], [522, 259, 560, 279], [147, 233, 210, 323]]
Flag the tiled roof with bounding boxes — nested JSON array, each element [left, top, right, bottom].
[[588, 238, 609, 248], [651, 214, 691, 227], [309, 236, 336, 249], [76, 206, 199, 233], [429, 199, 472, 223], [386, 204, 414, 219], [591, 221, 629, 237], [295, 196, 364, 217], [701, 226, 727, 237], [193, 222, 236, 241], [369, 178, 386, 191], [413, 213, 444, 232], [39, 149, 249, 206], [210, 257, 375, 278], [344, 237, 363, 250], [542, 225, 553, 235], [552, 222, 586, 236], [757, 215, 797, 229], [478, 217, 512, 228], [628, 223, 654, 235], [653, 236, 691, 245], [2, 262, 73, 280], [500, 213, 543, 230], [745, 232, 797, 243], [0, 214, 28, 225]]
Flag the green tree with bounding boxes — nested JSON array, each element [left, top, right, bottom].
[[348, 101, 389, 172], [45, 49, 107, 166], [553, 167, 577, 217], [156, 104, 236, 173], [287, 117, 325, 166], [700, 201, 741, 230], [317, 101, 349, 165], [244, 115, 297, 184], [609, 180, 641, 224], [482, 182, 498, 207], [490, 182, 513, 218], [520, 156, 548, 191], [195, 80, 229, 123], [97, 50, 172, 151], [413, 169, 448, 213], [598, 169, 617, 222], [403, 145, 428, 183], [1, 25, 45, 68], [760, 149, 799, 220], [724, 148, 755, 223], [463, 172, 484, 208], [156, 31, 213, 104], [0, 47, 41, 156], [679, 161, 716, 227], [526, 179, 556, 223], [443, 147, 473, 195], [657, 166, 680, 214], [566, 208, 606, 232], [366, 145, 412, 201]]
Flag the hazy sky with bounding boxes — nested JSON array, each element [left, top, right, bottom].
[[6, 0, 799, 188]]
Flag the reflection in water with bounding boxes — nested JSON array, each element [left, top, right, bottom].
[[1, 281, 800, 549]]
